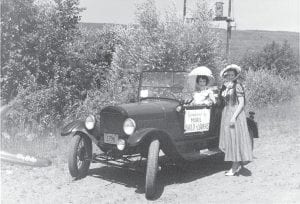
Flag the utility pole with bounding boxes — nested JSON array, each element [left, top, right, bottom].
[[226, 0, 232, 60], [185, 0, 234, 60], [183, 0, 187, 20], [213, 0, 234, 61]]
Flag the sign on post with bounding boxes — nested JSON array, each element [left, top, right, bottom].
[[215, 2, 224, 17]]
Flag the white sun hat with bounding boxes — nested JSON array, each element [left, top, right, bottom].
[[188, 66, 215, 90], [220, 64, 242, 78]]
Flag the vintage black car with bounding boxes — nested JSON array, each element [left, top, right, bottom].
[[61, 71, 258, 199]]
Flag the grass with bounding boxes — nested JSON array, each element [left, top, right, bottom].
[[1, 132, 69, 161], [227, 29, 299, 62], [245, 69, 297, 108], [254, 92, 300, 139]]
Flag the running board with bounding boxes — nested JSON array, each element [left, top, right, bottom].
[[183, 148, 222, 161], [199, 148, 222, 156]]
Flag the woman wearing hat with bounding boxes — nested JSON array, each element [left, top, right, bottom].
[[187, 66, 216, 106], [219, 64, 253, 176]]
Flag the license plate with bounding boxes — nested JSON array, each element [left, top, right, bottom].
[[104, 133, 118, 144]]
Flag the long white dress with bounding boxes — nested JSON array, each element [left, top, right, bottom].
[[219, 83, 253, 162]]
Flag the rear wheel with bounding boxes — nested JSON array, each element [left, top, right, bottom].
[[145, 139, 160, 199], [68, 134, 92, 179]]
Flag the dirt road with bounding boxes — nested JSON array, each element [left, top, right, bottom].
[[1, 96, 300, 204]]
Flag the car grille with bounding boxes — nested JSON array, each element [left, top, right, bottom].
[[100, 109, 126, 134]]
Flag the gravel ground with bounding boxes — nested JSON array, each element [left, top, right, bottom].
[[1, 95, 300, 204]]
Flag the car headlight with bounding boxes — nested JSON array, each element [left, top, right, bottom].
[[85, 115, 96, 130], [176, 105, 182, 112], [123, 118, 136, 135], [117, 139, 126, 151]]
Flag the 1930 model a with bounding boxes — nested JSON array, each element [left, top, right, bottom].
[[61, 71, 258, 199]]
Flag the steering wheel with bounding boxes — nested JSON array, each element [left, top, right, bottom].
[[162, 89, 177, 99], [170, 84, 184, 93]]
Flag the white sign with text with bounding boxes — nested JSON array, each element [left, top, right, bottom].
[[184, 109, 210, 133]]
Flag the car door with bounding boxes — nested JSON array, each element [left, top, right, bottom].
[[183, 105, 212, 138], [173, 104, 220, 158]]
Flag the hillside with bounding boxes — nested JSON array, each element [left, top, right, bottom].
[[80, 22, 299, 63], [223, 29, 300, 62]]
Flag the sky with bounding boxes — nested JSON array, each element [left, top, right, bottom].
[[79, 0, 300, 32]]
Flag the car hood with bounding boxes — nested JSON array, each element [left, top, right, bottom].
[[115, 100, 179, 120]]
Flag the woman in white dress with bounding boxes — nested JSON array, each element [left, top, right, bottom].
[[218, 64, 253, 176], [187, 66, 216, 106]]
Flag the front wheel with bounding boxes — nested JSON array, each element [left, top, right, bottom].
[[145, 139, 160, 199], [68, 134, 92, 179]]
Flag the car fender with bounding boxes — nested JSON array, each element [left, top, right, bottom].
[[127, 128, 170, 147], [61, 120, 98, 144]]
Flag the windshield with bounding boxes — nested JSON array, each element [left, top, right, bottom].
[[139, 71, 192, 100]]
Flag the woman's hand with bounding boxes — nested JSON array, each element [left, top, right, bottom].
[[184, 98, 193, 105], [229, 117, 236, 128], [204, 100, 213, 106]]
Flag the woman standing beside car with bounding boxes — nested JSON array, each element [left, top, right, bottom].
[[218, 64, 253, 176]]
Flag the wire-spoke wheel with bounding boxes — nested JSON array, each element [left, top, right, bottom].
[[68, 134, 92, 179]]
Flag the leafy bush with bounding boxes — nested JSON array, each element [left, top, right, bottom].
[[240, 40, 298, 107], [1, 27, 121, 132], [1, 0, 83, 103], [0, 0, 121, 135], [245, 69, 295, 108], [240, 41, 299, 77], [112, 0, 226, 91]]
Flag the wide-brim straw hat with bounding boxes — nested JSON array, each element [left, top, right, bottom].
[[188, 66, 215, 89], [220, 64, 242, 79]]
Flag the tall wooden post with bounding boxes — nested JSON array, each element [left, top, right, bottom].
[[213, 0, 234, 61], [226, 0, 232, 60], [183, 0, 187, 19]]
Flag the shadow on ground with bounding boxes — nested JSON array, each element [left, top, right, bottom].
[[88, 154, 231, 200]]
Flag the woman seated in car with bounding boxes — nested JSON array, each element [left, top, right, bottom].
[[186, 66, 216, 106]]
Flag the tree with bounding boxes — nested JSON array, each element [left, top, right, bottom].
[[240, 41, 299, 77], [112, 0, 225, 92], [0, 0, 93, 133], [1, 0, 39, 101], [0, 0, 83, 102]]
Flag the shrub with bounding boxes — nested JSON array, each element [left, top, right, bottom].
[[1, 0, 83, 103], [240, 41, 299, 77], [71, 87, 134, 121], [112, 0, 226, 91], [244, 69, 295, 108], [1, 81, 68, 137], [1, 27, 121, 133]]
